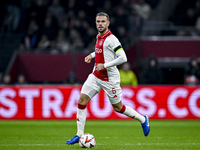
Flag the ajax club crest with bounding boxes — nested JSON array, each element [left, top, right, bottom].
[[99, 40, 104, 46]]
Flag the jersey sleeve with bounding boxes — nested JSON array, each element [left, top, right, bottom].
[[104, 35, 127, 68], [90, 52, 95, 58], [109, 35, 122, 51], [104, 50, 127, 68]]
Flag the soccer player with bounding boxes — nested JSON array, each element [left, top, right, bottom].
[[66, 12, 150, 144]]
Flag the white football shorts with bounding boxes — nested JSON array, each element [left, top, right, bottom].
[[81, 74, 122, 104]]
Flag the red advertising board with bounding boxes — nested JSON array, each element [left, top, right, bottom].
[[0, 85, 199, 119]]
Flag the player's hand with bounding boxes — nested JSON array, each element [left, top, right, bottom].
[[96, 63, 105, 71], [85, 54, 92, 63]]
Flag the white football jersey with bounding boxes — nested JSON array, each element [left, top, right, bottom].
[[93, 30, 124, 82]]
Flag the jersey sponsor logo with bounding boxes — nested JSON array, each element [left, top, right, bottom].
[[95, 48, 102, 53]]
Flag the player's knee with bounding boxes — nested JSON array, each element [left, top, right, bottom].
[[78, 94, 90, 105], [78, 97, 87, 105], [78, 97, 84, 104], [113, 105, 121, 113], [112, 101, 123, 113]]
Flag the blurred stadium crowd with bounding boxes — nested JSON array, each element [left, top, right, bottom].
[[169, 0, 200, 36], [1, 0, 200, 53], [1, 0, 158, 53]]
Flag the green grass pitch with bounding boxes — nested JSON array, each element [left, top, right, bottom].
[[0, 120, 199, 150]]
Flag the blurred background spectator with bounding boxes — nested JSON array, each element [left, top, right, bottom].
[[133, 0, 152, 21], [55, 29, 71, 53], [2, 3, 20, 32], [15, 73, 28, 85], [128, 7, 143, 36], [184, 56, 200, 86], [19, 19, 40, 51], [141, 55, 163, 85], [24, 0, 48, 29], [48, 0, 64, 23], [119, 62, 138, 86], [2, 74, 12, 85], [64, 72, 78, 85], [37, 34, 51, 52]]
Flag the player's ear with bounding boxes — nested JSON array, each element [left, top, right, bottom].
[[107, 21, 110, 26]]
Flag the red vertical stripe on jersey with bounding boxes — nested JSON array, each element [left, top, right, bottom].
[[93, 30, 112, 81]]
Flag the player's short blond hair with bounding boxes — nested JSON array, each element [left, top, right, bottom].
[[96, 12, 110, 21]]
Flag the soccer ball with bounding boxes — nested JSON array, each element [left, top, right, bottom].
[[79, 133, 96, 148]]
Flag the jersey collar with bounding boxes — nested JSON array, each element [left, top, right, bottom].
[[97, 29, 112, 39]]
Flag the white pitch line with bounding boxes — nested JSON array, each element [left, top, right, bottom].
[[97, 136, 184, 139], [96, 143, 200, 146], [0, 144, 63, 147]]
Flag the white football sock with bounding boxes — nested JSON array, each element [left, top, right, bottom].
[[76, 108, 86, 137], [124, 105, 145, 123]]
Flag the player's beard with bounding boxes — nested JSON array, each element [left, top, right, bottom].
[[98, 27, 107, 34]]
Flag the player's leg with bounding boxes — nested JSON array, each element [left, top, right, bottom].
[[76, 93, 90, 137], [101, 79, 150, 136], [76, 75, 100, 137], [66, 74, 100, 144], [112, 101, 150, 136], [66, 93, 91, 145], [100, 79, 143, 121], [112, 101, 145, 123]]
